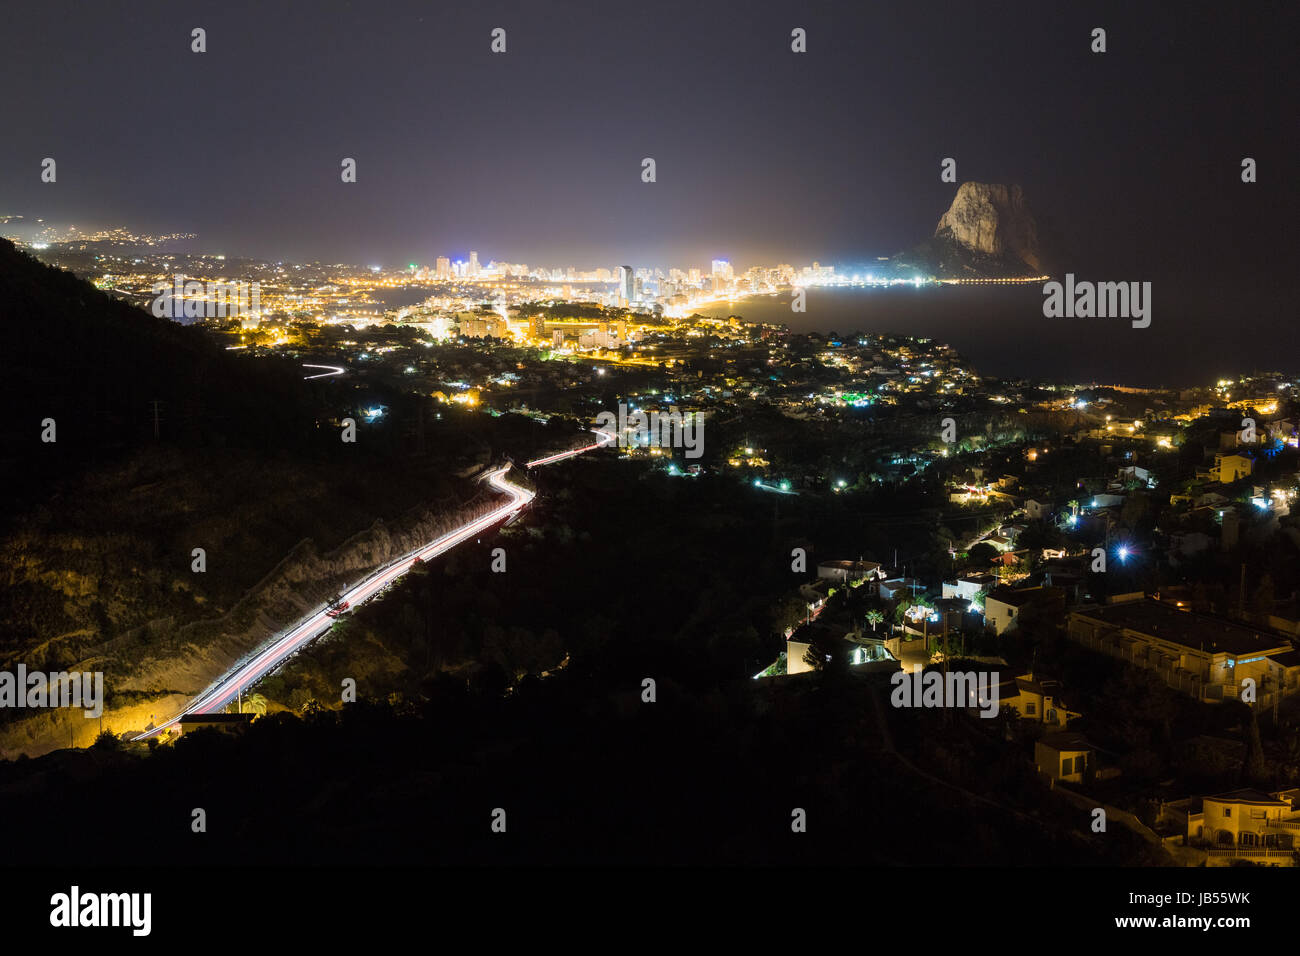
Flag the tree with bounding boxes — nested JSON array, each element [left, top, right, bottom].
[[1120, 491, 1150, 528], [803, 634, 849, 678], [865, 609, 885, 633], [894, 595, 934, 625], [242, 692, 268, 717]]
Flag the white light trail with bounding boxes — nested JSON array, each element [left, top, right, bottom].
[[524, 428, 617, 468], [134, 466, 535, 740], [302, 363, 346, 380]]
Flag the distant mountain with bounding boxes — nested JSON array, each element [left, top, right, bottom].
[[892, 182, 1047, 279]]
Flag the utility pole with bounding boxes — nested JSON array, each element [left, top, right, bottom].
[[1239, 563, 1247, 618]]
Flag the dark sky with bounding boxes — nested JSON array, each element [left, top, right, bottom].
[[1, 0, 1296, 281]]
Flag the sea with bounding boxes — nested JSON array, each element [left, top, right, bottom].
[[691, 285, 1293, 388]]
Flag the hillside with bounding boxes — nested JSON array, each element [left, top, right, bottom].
[[0, 240, 511, 754]]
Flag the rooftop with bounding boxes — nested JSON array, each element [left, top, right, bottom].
[[986, 586, 1044, 608], [1203, 788, 1290, 807], [1039, 732, 1092, 752], [818, 559, 881, 571], [1073, 599, 1294, 656]]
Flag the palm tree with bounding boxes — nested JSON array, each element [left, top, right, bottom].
[[866, 609, 885, 633], [242, 693, 268, 717]]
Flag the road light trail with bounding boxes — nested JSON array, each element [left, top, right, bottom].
[[524, 428, 617, 468], [133, 466, 536, 740], [302, 363, 346, 380]]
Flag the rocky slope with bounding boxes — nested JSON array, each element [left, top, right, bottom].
[[0, 483, 497, 758], [894, 182, 1047, 278]]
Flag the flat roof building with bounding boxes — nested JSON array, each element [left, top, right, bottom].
[[1068, 597, 1299, 705]]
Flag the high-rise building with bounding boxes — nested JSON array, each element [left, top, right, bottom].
[[436, 257, 451, 280], [458, 312, 507, 338], [618, 265, 635, 303], [711, 259, 733, 282], [469, 251, 480, 277]]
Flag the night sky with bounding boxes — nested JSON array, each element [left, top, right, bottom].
[[2, 1, 1296, 335]]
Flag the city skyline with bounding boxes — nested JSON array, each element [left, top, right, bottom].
[[1, 2, 1293, 280]]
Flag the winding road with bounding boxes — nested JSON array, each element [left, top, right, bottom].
[[525, 428, 617, 468], [134, 431, 613, 740], [302, 363, 347, 380]]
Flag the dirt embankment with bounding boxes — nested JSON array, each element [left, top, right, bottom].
[[0, 490, 502, 759]]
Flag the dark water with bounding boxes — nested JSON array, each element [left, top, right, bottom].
[[375, 286, 442, 308], [694, 285, 1296, 387]]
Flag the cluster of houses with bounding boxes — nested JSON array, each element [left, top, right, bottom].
[[755, 398, 1300, 862], [769, 535, 1300, 864]]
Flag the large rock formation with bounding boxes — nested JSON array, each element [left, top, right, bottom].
[[893, 182, 1046, 279]]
